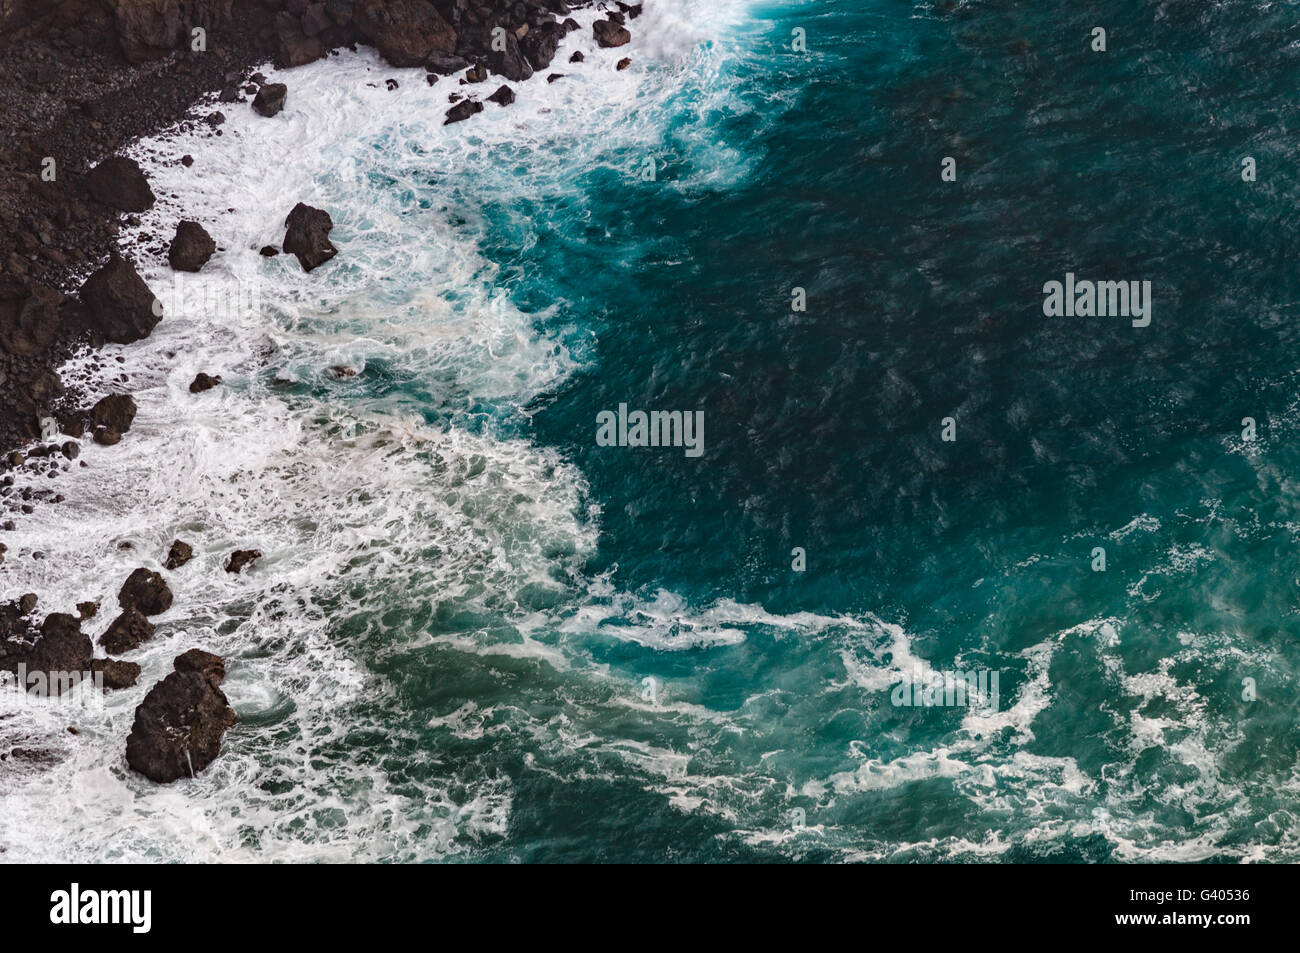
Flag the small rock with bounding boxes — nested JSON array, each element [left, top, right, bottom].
[[164, 540, 194, 570], [92, 657, 141, 690], [487, 85, 515, 106], [225, 549, 262, 574], [444, 99, 484, 125], [282, 203, 337, 272], [189, 373, 222, 393], [252, 83, 288, 117], [118, 568, 173, 615], [98, 607, 156, 655], [168, 221, 216, 272]]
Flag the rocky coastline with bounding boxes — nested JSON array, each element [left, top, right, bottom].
[[0, 0, 640, 782]]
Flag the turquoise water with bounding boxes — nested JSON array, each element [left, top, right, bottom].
[[6, 0, 1300, 862]]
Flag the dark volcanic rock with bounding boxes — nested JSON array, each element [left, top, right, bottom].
[[76, 256, 160, 345], [98, 607, 156, 655], [276, 12, 325, 66], [125, 649, 237, 783], [282, 202, 337, 272], [488, 31, 532, 81], [168, 220, 216, 272], [189, 372, 222, 393], [252, 82, 288, 117], [92, 657, 141, 690], [520, 20, 565, 71], [77, 602, 100, 621], [0, 278, 63, 358], [85, 156, 155, 212], [617, 57, 631, 70], [164, 539, 194, 569], [118, 567, 173, 616], [425, 52, 470, 75], [224, 549, 261, 574], [94, 426, 122, 446], [91, 393, 137, 434], [25, 613, 93, 694], [354, 0, 456, 68], [487, 85, 515, 106], [593, 19, 631, 48], [444, 99, 483, 125]]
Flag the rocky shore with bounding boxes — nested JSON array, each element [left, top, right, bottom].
[[0, 0, 641, 781]]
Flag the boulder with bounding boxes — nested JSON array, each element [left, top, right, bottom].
[[189, 372, 222, 393], [282, 203, 337, 272], [487, 85, 515, 106], [444, 99, 483, 124], [92, 657, 141, 690], [85, 156, 156, 212], [488, 30, 532, 81], [125, 649, 237, 783], [167, 220, 216, 272], [593, 18, 630, 48], [252, 82, 288, 117], [98, 607, 157, 655], [76, 256, 161, 345], [164, 539, 194, 569], [90, 393, 137, 433], [25, 613, 93, 695], [224, 549, 261, 574], [118, 567, 173, 615], [354, 0, 456, 68]]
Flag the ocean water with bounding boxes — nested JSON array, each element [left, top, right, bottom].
[[3, 0, 1300, 862]]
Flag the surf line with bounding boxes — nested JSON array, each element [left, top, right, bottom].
[[1042, 273, 1152, 327]]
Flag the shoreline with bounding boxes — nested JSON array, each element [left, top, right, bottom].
[[1, 0, 639, 784]]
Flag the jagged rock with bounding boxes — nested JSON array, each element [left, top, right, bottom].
[[164, 539, 194, 569], [593, 19, 631, 48], [252, 82, 288, 117], [189, 372, 222, 393], [118, 567, 173, 616], [76, 256, 161, 345], [617, 57, 631, 70], [224, 549, 261, 574], [425, 52, 470, 75], [282, 203, 337, 272], [488, 30, 532, 81], [520, 20, 565, 71], [94, 426, 121, 446], [98, 607, 156, 655], [25, 613, 93, 694], [354, 0, 456, 68], [85, 156, 155, 212], [168, 220, 216, 272], [444, 99, 483, 124], [276, 12, 325, 66], [77, 602, 99, 621], [92, 657, 141, 690], [125, 649, 237, 783], [487, 85, 515, 106], [90, 393, 137, 434]]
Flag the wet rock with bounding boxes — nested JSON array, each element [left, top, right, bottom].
[[164, 539, 194, 569], [77, 602, 99, 621], [85, 156, 155, 212], [125, 649, 237, 783], [488, 31, 532, 81], [259, 245, 280, 257], [593, 19, 631, 48], [25, 614, 93, 693], [569, 51, 584, 63], [98, 607, 156, 655], [93, 426, 121, 446], [189, 372, 222, 393], [252, 82, 288, 117], [617, 57, 631, 70], [282, 203, 337, 272], [118, 567, 173, 616], [487, 85, 515, 106], [92, 657, 141, 690], [91, 393, 137, 434], [444, 99, 483, 124], [224, 549, 261, 574], [76, 256, 161, 345], [354, 0, 456, 68], [168, 221, 216, 272]]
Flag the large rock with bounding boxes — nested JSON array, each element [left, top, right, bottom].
[[118, 567, 173, 616], [488, 30, 532, 81], [77, 256, 161, 345], [91, 392, 137, 433], [125, 649, 238, 783], [520, 20, 566, 71], [98, 607, 157, 655], [252, 81, 288, 117], [85, 156, 155, 212], [354, 0, 456, 67], [168, 220, 216, 272], [24, 614, 93, 696], [0, 277, 63, 358], [593, 18, 630, 48], [444, 99, 483, 125], [275, 12, 324, 67], [282, 202, 337, 272]]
